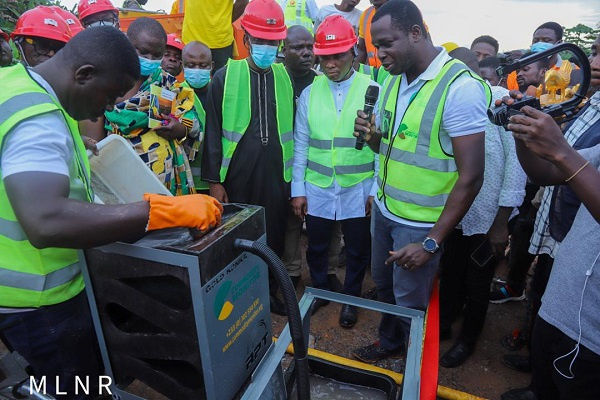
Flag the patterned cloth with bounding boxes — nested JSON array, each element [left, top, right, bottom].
[[105, 69, 198, 196], [529, 92, 600, 256]]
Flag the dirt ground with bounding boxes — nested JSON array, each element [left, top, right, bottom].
[[269, 235, 533, 400], [0, 237, 532, 400]]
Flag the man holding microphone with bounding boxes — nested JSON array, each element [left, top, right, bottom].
[[291, 15, 379, 328]]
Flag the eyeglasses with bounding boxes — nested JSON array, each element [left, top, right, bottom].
[[23, 37, 65, 56], [84, 18, 119, 28]]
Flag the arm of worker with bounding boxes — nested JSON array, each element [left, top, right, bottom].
[[386, 76, 488, 269], [2, 113, 222, 249], [201, 68, 229, 202], [306, 0, 319, 22], [290, 87, 310, 220], [232, 0, 249, 22], [507, 105, 600, 223]]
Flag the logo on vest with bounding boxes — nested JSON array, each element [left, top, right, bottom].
[[396, 123, 417, 139]]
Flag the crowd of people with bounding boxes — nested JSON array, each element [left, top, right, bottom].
[[0, 0, 599, 399]]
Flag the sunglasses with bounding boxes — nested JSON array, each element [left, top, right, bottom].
[[83, 18, 119, 28], [24, 37, 65, 56]]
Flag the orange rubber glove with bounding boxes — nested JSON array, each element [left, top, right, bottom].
[[144, 193, 224, 232]]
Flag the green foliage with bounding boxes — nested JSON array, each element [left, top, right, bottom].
[[563, 23, 600, 56], [0, 0, 66, 33]]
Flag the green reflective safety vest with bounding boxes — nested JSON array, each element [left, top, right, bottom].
[[181, 81, 209, 191], [357, 63, 390, 87], [0, 64, 93, 308], [280, 0, 314, 32], [378, 59, 491, 223], [306, 73, 375, 188], [221, 59, 294, 183]]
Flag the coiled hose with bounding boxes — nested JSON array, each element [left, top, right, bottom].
[[233, 239, 310, 400]]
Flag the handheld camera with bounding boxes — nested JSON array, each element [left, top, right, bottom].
[[488, 42, 591, 129]]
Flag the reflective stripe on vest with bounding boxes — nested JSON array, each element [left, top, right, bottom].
[[0, 64, 89, 307], [361, 7, 380, 68], [282, 0, 313, 31], [220, 59, 294, 182], [306, 73, 376, 188], [378, 59, 491, 222]]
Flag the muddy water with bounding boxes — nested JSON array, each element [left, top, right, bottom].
[[290, 374, 388, 400]]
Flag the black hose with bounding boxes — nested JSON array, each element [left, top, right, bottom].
[[234, 239, 310, 400]]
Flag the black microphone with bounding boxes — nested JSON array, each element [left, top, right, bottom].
[[355, 85, 379, 150]]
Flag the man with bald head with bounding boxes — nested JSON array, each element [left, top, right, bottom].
[[282, 25, 316, 102], [182, 40, 214, 192], [183, 41, 214, 103]]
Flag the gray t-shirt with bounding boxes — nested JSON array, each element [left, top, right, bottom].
[[539, 143, 600, 356]]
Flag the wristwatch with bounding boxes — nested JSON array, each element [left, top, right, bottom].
[[422, 237, 440, 254]]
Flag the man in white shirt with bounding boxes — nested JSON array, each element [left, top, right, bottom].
[[314, 0, 362, 33], [291, 15, 378, 328], [352, 0, 489, 363]]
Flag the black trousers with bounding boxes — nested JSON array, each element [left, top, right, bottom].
[[305, 215, 370, 297], [532, 317, 600, 400], [439, 230, 496, 344]]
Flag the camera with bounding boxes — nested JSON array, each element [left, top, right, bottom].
[[488, 43, 591, 129], [487, 95, 540, 129]]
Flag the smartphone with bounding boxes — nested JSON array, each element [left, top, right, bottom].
[[471, 238, 495, 267]]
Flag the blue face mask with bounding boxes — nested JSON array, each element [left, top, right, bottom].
[[184, 67, 211, 88], [139, 56, 161, 77], [530, 42, 554, 53], [250, 44, 278, 69]]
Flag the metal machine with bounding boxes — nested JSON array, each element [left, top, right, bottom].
[[82, 204, 425, 400]]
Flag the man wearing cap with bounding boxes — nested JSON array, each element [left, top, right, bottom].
[[0, 30, 12, 68], [352, 0, 489, 363], [162, 33, 185, 77], [77, 0, 120, 29], [202, 0, 294, 315], [51, 6, 85, 36], [11, 6, 72, 68], [292, 15, 379, 327], [0, 26, 222, 399]]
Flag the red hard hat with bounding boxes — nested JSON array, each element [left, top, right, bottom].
[[166, 33, 185, 51], [314, 15, 357, 56], [50, 6, 84, 36], [11, 6, 72, 44], [77, 0, 119, 21], [240, 0, 286, 41]]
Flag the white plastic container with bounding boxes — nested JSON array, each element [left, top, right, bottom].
[[88, 135, 171, 204]]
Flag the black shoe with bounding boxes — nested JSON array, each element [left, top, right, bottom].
[[327, 274, 343, 293], [310, 298, 330, 316], [501, 387, 536, 400], [440, 341, 474, 368], [269, 294, 287, 316], [339, 304, 358, 328], [502, 354, 532, 372], [352, 342, 404, 364]]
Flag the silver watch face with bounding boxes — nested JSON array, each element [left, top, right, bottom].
[[423, 238, 437, 252]]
